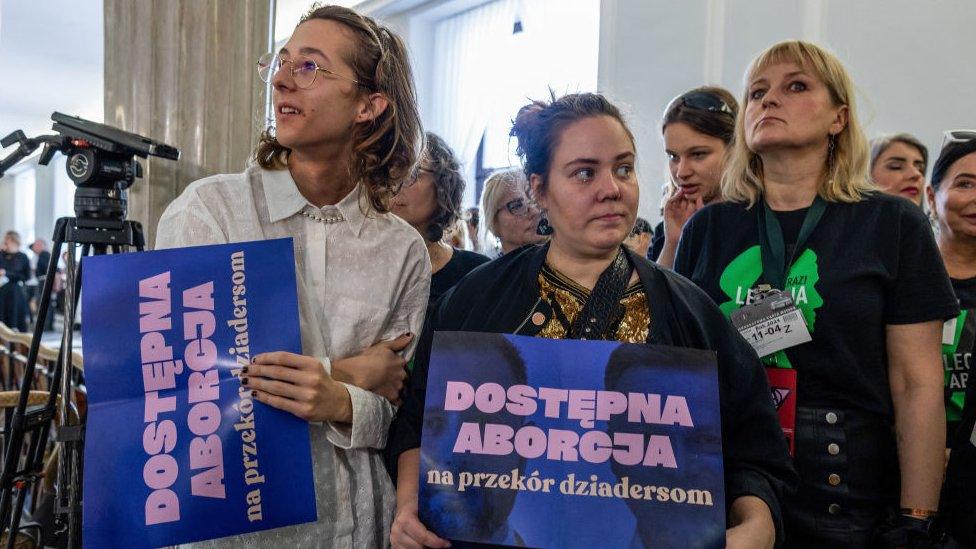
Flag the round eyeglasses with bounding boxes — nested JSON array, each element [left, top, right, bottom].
[[257, 52, 363, 89]]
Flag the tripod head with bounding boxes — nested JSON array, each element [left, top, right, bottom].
[[0, 113, 180, 221]]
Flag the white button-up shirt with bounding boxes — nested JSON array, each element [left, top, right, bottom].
[[156, 164, 431, 548]]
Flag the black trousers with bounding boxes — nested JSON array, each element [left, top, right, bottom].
[[783, 406, 900, 548]]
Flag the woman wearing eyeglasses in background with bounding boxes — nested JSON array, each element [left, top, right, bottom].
[[930, 131, 976, 547], [651, 87, 738, 268], [156, 6, 430, 547], [392, 132, 489, 304], [480, 167, 546, 257], [674, 41, 957, 547], [870, 133, 929, 207]]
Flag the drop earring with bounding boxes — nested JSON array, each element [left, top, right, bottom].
[[536, 216, 553, 236]]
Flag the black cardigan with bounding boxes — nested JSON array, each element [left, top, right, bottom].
[[387, 243, 798, 543]]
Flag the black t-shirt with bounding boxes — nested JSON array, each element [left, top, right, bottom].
[[430, 248, 490, 302], [945, 277, 976, 441], [674, 193, 959, 419], [945, 294, 976, 543]]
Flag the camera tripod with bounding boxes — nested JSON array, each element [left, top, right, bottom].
[[0, 216, 145, 549], [0, 112, 177, 548]]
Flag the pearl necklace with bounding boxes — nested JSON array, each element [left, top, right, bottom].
[[301, 209, 344, 224]]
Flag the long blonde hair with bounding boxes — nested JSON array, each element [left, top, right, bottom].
[[252, 4, 423, 214], [722, 40, 873, 206]]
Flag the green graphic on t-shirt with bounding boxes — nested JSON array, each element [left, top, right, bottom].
[[943, 308, 971, 423], [718, 245, 824, 368]]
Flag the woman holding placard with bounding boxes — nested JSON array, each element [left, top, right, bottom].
[[388, 92, 797, 549]]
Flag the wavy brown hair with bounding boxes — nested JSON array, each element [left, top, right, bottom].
[[252, 4, 423, 213], [420, 132, 465, 242]]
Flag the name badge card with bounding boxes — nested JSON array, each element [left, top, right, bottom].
[[730, 289, 811, 358]]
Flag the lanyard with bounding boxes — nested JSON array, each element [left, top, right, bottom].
[[757, 196, 826, 290]]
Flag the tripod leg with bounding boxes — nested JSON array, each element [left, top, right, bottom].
[[5, 486, 27, 549], [0, 219, 67, 539]]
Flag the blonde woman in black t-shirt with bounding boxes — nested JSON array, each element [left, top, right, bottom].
[[674, 41, 957, 547]]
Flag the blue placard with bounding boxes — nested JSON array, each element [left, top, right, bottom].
[[81, 238, 316, 549], [419, 332, 725, 548]]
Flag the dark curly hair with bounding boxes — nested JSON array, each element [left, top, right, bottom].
[[419, 132, 466, 242], [510, 91, 635, 194], [251, 4, 423, 214]]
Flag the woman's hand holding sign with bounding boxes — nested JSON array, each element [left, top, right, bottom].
[[391, 449, 451, 549], [244, 352, 353, 423], [243, 332, 413, 422]]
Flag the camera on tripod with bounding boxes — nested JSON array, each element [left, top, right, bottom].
[[0, 114, 179, 548], [0, 112, 180, 222]]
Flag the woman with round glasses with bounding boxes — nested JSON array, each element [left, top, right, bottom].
[[652, 87, 738, 267], [674, 41, 957, 546], [391, 132, 489, 304], [390, 92, 796, 549], [870, 133, 928, 207], [156, 6, 429, 547], [480, 167, 545, 256], [929, 131, 976, 546]]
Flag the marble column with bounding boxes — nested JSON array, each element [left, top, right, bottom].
[[103, 0, 273, 247]]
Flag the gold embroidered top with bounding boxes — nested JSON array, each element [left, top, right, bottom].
[[536, 262, 650, 343]]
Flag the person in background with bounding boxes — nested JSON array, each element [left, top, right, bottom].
[[930, 130, 976, 546], [464, 206, 482, 253], [674, 41, 956, 547], [27, 238, 52, 330], [623, 216, 652, 258], [652, 86, 739, 268], [156, 5, 429, 547], [870, 133, 928, 207], [442, 219, 467, 250], [390, 91, 796, 549], [391, 132, 489, 304], [480, 167, 545, 257], [0, 231, 30, 331]]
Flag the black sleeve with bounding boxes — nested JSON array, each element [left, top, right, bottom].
[[672, 213, 701, 278], [384, 287, 456, 483], [670, 277, 798, 546], [37, 251, 51, 278], [883, 205, 959, 324], [714, 314, 798, 546], [649, 221, 665, 261]]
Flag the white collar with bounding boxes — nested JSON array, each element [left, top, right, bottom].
[[261, 167, 369, 237]]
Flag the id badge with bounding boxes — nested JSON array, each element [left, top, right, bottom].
[[765, 367, 797, 456], [730, 287, 811, 357]]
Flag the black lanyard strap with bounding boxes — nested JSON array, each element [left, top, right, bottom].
[[757, 195, 827, 290], [568, 247, 633, 340]]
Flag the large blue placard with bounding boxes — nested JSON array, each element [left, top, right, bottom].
[[419, 332, 725, 548], [81, 237, 316, 548]]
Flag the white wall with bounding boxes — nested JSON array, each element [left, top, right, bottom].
[[599, 0, 976, 224], [0, 0, 103, 244]]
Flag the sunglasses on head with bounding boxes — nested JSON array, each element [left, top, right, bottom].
[[671, 91, 735, 117], [942, 129, 976, 151]]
